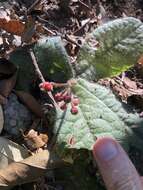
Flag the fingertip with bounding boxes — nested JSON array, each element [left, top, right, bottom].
[[93, 137, 116, 151], [93, 137, 118, 162], [92, 137, 143, 190]]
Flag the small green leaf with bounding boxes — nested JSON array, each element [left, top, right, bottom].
[[34, 37, 73, 82], [77, 17, 143, 80], [54, 78, 143, 151], [10, 36, 73, 91]]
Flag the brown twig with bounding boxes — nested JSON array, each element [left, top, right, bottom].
[[27, 0, 42, 13], [73, 18, 91, 35], [52, 82, 68, 88], [64, 34, 81, 47], [42, 26, 57, 35], [29, 49, 59, 109], [37, 16, 60, 31], [78, 0, 92, 11], [30, 49, 45, 82]]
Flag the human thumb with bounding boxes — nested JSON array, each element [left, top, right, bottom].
[[93, 137, 143, 190]]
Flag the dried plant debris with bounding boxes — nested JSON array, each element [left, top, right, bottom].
[[0, 137, 29, 170], [110, 76, 143, 102], [23, 129, 48, 151], [0, 149, 50, 189]]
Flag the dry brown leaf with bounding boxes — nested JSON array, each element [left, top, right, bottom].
[[14, 91, 43, 118], [110, 79, 131, 102], [0, 137, 29, 170], [0, 150, 49, 189], [0, 18, 25, 36], [110, 77, 143, 102], [24, 129, 48, 150], [123, 77, 137, 90], [0, 71, 17, 98]]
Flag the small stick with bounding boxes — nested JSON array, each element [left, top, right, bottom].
[[30, 49, 45, 83], [64, 34, 81, 47], [29, 49, 59, 109], [51, 82, 68, 88], [78, 0, 92, 11], [73, 19, 91, 35], [27, 0, 41, 13], [37, 16, 60, 31], [42, 26, 57, 35]]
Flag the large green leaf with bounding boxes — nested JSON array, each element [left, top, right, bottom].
[[54, 78, 143, 151], [77, 17, 143, 80], [10, 36, 73, 91]]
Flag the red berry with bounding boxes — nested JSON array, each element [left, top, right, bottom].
[[60, 103, 67, 110], [71, 106, 78, 114], [55, 93, 61, 100], [54, 93, 64, 101], [72, 98, 80, 106], [64, 95, 71, 103], [39, 82, 53, 91], [44, 82, 53, 91]]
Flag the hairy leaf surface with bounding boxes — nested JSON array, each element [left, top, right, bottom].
[[77, 17, 143, 79], [54, 78, 143, 151]]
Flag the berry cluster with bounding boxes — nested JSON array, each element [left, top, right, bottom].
[[55, 92, 79, 114], [39, 81, 79, 115]]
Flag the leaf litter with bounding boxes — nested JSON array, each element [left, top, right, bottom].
[[1, 0, 143, 190]]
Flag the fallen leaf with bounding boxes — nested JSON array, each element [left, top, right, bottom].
[[123, 77, 137, 90], [14, 91, 43, 118], [0, 137, 29, 170], [110, 77, 143, 102], [0, 18, 25, 35], [110, 79, 132, 102], [24, 129, 48, 150], [0, 71, 17, 97], [0, 149, 49, 189]]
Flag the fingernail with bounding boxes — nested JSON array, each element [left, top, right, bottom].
[[93, 139, 118, 161]]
